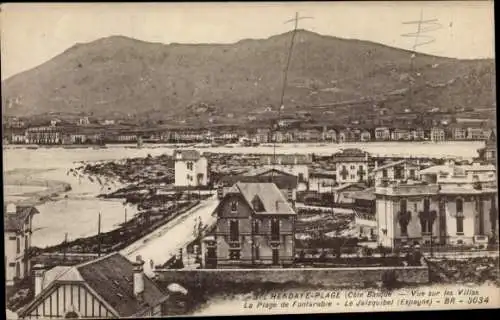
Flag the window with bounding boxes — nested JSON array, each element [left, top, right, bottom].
[[350, 174, 355, 180], [424, 198, 430, 212], [252, 196, 263, 212], [229, 220, 239, 242], [298, 173, 305, 182], [230, 201, 238, 212], [394, 166, 404, 179], [400, 199, 407, 213], [382, 169, 388, 178], [271, 219, 280, 241], [456, 198, 463, 214], [272, 249, 279, 265], [16, 238, 20, 254], [254, 220, 260, 234], [187, 162, 194, 170], [456, 212, 464, 234], [255, 246, 260, 260], [409, 169, 416, 179], [350, 165, 355, 170], [229, 249, 240, 260]]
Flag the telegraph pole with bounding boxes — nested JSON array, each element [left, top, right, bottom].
[[401, 9, 441, 120], [97, 212, 102, 257], [272, 12, 314, 181]]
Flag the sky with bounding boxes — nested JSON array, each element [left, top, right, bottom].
[[0, 1, 495, 80]]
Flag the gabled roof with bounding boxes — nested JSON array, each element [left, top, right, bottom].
[[244, 166, 296, 177], [19, 253, 168, 318], [235, 182, 295, 215], [333, 182, 367, 192], [4, 205, 39, 232]]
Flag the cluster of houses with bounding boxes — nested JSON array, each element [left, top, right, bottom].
[[171, 140, 497, 269], [3, 120, 496, 145], [5, 142, 497, 318]]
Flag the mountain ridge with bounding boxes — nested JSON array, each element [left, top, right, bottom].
[[2, 30, 495, 124]]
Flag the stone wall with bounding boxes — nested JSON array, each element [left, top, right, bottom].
[[155, 265, 429, 290]]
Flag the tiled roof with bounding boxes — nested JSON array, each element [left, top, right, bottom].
[[244, 167, 296, 177], [4, 205, 39, 232], [235, 182, 296, 215], [21, 253, 168, 318], [173, 149, 201, 161], [220, 175, 298, 190]]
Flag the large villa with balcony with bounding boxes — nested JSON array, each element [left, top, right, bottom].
[[375, 181, 498, 249]]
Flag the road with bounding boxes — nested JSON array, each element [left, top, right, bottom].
[[120, 195, 219, 277]]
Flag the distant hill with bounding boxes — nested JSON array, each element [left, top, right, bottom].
[[2, 30, 495, 125]]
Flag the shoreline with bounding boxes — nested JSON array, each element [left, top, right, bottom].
[[4, 169, 72, 206]]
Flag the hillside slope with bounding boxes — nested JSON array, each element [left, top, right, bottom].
[[2, 30, 495, 124]]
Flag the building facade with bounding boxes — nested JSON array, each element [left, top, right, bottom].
[[174, 150, 209, 187], [4, 204, 39, 286], [375, 127, 391, 141], [206, 182, 296, 268], [259, 154, 311, 184], [430, 127, 446, 142], [375, 182, 498, 248], [371, 160, 422, 186], [333, 148, 370, 184]]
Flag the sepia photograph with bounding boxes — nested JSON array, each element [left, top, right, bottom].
[[1, 1, 498, 318]]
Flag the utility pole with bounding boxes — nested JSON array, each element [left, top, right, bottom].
[[63, 233, 68, 263], [272, 12, 314, 182], [401, 9, 441, 119], [97, 212, 102, 257], [124, 207, 127, 224]]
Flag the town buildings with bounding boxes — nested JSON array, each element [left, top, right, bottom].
[[18, 254, 169, 319], [375, 181, 498, 248], [419, 162, 497, 188], [391, 128, 411, 141], [332, 148, 370, 184], [430, 127, 446, 142], [4, 204, 39, 286], [259, 154, 311, 186], [174, 150, 209, 187], [467, 127, 486, 140], [205, 182, 296, 268], [218, 168, 299, 204], [308, 170, 337, 193], [375, 127, 391, 141], [77, 117, 90, 126], [26, 127, 63, 144], [476, 135, 497, 165], [371, 159, 422, 186]]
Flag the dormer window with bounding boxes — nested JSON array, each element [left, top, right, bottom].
[[252, 196, 264, 212]]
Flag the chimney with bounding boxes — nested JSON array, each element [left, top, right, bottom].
[[6, 203, 17, 215], [132, 256, 145, 300], [33, 264, 45, 297]]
